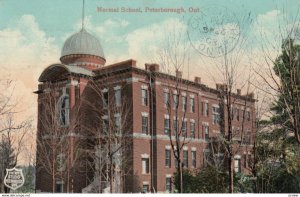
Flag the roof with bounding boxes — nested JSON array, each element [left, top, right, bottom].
[[38, 63, 94, 82], [61, 28, 105, 59]]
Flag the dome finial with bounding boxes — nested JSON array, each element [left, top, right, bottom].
[[82, 0, 85, 30]]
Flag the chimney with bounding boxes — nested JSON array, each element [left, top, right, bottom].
[[216, 83, 223, 90], [237, 89, 241, 95], [247, 92, 254, 99], [216, 83, 228, 91], [145, 63, 159, 72], [194, 77, 201, 84], [176, 70, 182, 78]]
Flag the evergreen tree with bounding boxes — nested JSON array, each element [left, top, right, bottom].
[[0, 136, 16, 193], [272, 39, 300, 143], [254, 39, 300, 193], [12, 165, 35, 193]]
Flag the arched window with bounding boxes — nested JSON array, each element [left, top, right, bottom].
[[58, 95, 70, 126]]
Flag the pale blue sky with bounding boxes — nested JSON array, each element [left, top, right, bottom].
[[1, 0, 299, 48]]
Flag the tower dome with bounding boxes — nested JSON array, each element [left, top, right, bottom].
[[60, 28, 106, 67]]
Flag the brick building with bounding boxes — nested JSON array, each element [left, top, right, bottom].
[[35, 27, 256, 193]]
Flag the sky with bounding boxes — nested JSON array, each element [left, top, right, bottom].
[[0, 0, 299, 164]]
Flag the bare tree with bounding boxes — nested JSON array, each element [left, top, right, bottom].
[[187, 8, 256, 192], [80, 74, 132, 193], [152, 20, 192, 193], [251, 3, 300, 144], [0, 80, 31, 193], [36, 82, 82, 193]]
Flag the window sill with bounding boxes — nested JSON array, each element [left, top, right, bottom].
[[240, 144, 253, 147]]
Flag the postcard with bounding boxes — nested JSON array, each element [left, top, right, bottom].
[[0, 0, 300, 195]]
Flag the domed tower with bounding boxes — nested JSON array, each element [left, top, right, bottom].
[[35, 0, 110, 193], [36, 26, 107, 193], [60, 28, 106, 70]]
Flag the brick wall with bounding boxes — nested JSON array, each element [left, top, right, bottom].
[[36, 60, 256, 193]]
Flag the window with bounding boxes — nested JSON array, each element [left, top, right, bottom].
[[115, 89, 121, 107], [247, 130, 252, 145], [203, 125, 209, 141], [164, 91, 170, 108], [233, 107, 238, 120], [173, 94, 178, 109], [190, 122, 195, 138], [243, 154, 247, 168], [102, 119, 108, 133], [183, 150, 188, 168], [230, 106, 234, 120], [165, 149, 171, 168], [192, 151, 196, 168], [241, 110, 245, 121], [175, 158, 178, 168], [234, 157, 241, 173], [142, 158, 149, 174], [102, 91, 108, 108], [141, 88, 148, 106], [182, 96, 187, 112], [58, 95, 70, 126], [56, 181, 64, 193], [57, 154, 66, 172], [233, 127, 240, 141], [248, 154, 253, 168], [164, 118, 170, 135], [166, 177, 172, 193], [202, 102, 209, 116], [190, 97, 195, 113], [142, 184, 149, 193], [182, 120, 187, 138], [212, 106, 220, 125], [203, 151, 210, 167], [241, 131, 246, 144], [216, 154, 224, 168], [115, 115, 121, 132], [173, 118, 178, 133], [246, 111, 251, 121], [142, 115, 148, 134]]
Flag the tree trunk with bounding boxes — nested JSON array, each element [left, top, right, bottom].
[[52, 171, 55, 193], [110, 156, 113, 193], [99, 157, 102, 193], [228, 156, 234, 193], [67, 167, 70, 193], [226, 94, 234, 193], [180, 163, 183, 193]]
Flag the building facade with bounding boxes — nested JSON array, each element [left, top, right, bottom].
[[35, 27, 256, 193]]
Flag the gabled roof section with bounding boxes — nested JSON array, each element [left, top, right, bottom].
[[38, 64, 94, 82]]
